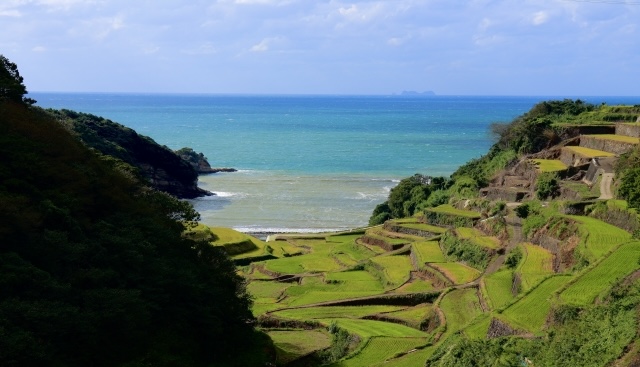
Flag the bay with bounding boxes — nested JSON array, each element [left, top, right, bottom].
[[32, 93, 639, 232]]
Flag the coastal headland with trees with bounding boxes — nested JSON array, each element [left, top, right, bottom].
[[2, 55, 640, 366]]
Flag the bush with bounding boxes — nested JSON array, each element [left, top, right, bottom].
[[536, 172, 560, 200]]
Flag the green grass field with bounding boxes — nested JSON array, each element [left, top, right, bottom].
[[412, 241, 446, 264], [502, 275, 572, 332], [530, 159, 568, 172], [484, 269, 514, 310], [333, 337, 430, 367], [517, 244, 554, 291], [431, 262, 481, 284], [268, 329, 332, 365], [560, 241, 640, 305]]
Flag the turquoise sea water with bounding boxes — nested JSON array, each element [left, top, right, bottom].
[[32, 93, 639, 232]]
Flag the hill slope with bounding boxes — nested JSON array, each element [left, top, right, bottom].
[[0, 100, 268, 366]]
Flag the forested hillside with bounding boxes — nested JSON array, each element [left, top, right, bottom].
[[0, 56, 269, 366]]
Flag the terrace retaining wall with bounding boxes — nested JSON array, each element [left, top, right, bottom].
[[616, 123, 640, 138], [579, 135, 636, 155], [383, 222, 439, 238]]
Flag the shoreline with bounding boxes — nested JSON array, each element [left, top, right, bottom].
[[243, 228, 368, 242]]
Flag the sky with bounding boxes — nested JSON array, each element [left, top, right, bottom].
[[1, 0, 639, 95]]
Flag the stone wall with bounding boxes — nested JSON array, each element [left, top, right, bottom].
[[616, 123, 640, 138], [580, 135, 636, 155], [559, 148, 592, 167]]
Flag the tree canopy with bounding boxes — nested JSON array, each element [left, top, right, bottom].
[[0, 55, 35, 106]]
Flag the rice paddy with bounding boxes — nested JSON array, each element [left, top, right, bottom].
[[240, 198, 638, 366], [560, 241, 640, 305]]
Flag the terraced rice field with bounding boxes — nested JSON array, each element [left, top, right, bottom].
[[431, 262, 481, 284], [246, 280, 290, 300], [426, 204, 482, 218], [273, 305, 406, 320], [560, 241, 640, 305], [371, 255, 413, 286], [531, 159, 568, 172], [517, 244, 554, 291], [332, 337, 430, 367], [375, 347, 434, 367], [455, 228, 501, 249], [462, 314, 492, 339], [382, 304, 434, 326], [412, 241, 446, 263], [396, 279, 434, 293], [439, 288, 483, 335], [268, 329, 332, 365], [263, 253, 343, 274], [483, 270, 514, 309], [564, 146, 615, 158], [283, 275, 384, 306], [322, 319, 429, 338], [589, 134, 640, 144], [397, 222, 448, 234], [502, 275, 572, 332], [569, 215, 632, 260]]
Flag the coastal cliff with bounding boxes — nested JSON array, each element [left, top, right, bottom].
[[49, 109, 211, 198]]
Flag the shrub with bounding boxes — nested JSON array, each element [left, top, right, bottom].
[[536, 172, 560, 200]]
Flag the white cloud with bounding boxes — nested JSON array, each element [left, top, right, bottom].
[[0, 9, 22, 17], [531, 11, 549, 26], [250, 37, 283, 52], [37, 0, 100, 11], [32, 45, 46, 52]]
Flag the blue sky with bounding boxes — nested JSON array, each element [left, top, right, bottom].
[[1, 0, 639, 95]]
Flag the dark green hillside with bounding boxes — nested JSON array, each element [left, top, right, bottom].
[[47, 109, 210, 198], [0, 99, 269, 366]]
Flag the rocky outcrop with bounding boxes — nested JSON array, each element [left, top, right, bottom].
[[486, 318, 520, 339], [175, 147, 237, 174], [52, 109, 211, 198]]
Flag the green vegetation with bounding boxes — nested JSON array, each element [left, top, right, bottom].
[[333, 337, 429, 367], [269, 329, 332, 365], [431, 262, 481, 284], [440, 231, 492, 270], [560, 241, 640, 305], [502, 275, 572, 332], [412, 241, 446, 263], [536, 172, 561, 199], [0, 57, 267, 366], [6, 56, 640, 367], [517, 244, 554, 291], [484, 270, 515, 309]]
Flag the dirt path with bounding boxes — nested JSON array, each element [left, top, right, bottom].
[[599, 173, 614, 200]]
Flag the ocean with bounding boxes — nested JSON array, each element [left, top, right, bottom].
[[32, 93, 640, 233]]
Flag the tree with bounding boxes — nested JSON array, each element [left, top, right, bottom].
[[0, 55, 35, 105]]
